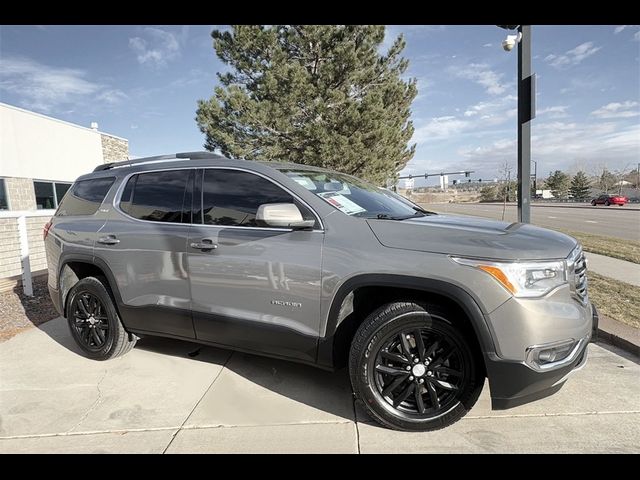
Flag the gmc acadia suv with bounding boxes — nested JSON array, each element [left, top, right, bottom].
[[45, 152, 597, 431]]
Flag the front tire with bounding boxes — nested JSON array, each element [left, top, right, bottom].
[[605, 200, 610, 206], [349, 302, 483, 431], [591, 200, 596, 206], [66, 276, 136, 360]]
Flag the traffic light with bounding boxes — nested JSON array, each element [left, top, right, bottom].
[[452, 179, 458, 185], [465, 171, 470, 177]]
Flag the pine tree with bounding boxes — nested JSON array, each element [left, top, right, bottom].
[[196, 25, 418, 184], [569, 171, 591, 199], [544, 170, 570, 199]]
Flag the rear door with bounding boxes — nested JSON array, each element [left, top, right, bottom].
[[187, 168, 324, 362], [94, 168, 196, 338]]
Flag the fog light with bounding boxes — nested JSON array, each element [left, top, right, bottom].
[[526, 339, 577, 371]]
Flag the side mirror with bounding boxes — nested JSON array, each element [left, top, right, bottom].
[[256, 203, 315, 229]]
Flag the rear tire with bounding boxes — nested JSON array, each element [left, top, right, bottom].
[[605, 200, 610, 206], [66, 276, 136, 360], [349, 301, 483, 431], [591, 200, 596, 206]]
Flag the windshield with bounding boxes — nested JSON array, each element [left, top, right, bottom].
[[281, 169, 431, 220]]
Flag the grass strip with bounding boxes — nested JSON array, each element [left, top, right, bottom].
[[588, 271, 640, 329]]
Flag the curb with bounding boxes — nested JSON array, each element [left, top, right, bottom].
[[597, 329, 640, 357], [595, 315, 640, 357]]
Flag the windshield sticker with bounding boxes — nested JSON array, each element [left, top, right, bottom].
[[319, 192, 366, 215], [290, 176, 317, 190]]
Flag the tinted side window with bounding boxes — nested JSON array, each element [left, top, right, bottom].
[[56, 177, 116, 216], [120, 170, 190, 223], [200, 169, 315, 227]]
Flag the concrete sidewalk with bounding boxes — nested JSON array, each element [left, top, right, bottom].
[[1, 318, 639, 453], [585, 252, 640, 287]]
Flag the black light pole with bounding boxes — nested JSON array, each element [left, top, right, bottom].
[[498, 25, 535, 223]]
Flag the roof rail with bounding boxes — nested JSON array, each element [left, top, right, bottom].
[[93, 151, 225, 172]]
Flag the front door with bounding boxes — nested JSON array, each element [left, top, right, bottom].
[[187, 168, 323, 362]]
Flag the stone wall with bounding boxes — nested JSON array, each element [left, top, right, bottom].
[[4, 177, 36, 210], [100, 134, 129, 163], [0, 214, 50, 281]]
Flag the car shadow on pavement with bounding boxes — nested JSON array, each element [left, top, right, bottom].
[[134, 335, 356, 422], [35, 317, 356, 422]]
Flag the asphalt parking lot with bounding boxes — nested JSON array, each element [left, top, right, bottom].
[[1, 318, 639, 453]]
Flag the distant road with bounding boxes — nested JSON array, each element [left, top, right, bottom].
[[419, 203, 640, 241]]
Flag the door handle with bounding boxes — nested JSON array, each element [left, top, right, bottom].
[[97, 235, 120, 245], [190, 238, 218, 251]]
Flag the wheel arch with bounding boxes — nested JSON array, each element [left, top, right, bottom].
[[317, 274, 497, 370], [57, 253, 125, 322]]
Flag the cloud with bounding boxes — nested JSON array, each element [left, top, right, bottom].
[[458, 120, 640, 174], [591, 101, 639, 119], [451, 63, 508, 96], [412, 116, 470, 143], [129, 27, 185, 67], [463, 95, 516, 119], [544, 41, 601, 68], [0, 55, 125, 113], [412, 95, 517, 145], [614, 25, 628, 34], [482, 43, 493, 48], [95, 89, 128, 104], [635, 31, 640, 41], [537, 105, 569, 118]]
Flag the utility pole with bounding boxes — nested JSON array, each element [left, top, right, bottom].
[[497, 25, 535, 223], [517, 25, 533, 223]]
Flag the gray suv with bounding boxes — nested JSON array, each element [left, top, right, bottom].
[[45, 152, 597, 431]]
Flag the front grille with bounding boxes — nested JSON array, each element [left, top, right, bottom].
[[568, 246, 588, 304]]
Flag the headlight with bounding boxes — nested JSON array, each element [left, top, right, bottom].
[[451, 257, 567, 298]]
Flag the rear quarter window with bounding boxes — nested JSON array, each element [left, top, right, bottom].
[[55, 177, 116, 216]]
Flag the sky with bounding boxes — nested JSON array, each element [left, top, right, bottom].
[[1, 25, 639, 186]]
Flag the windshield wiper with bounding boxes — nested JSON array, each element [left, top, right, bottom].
[[412, 206, 432, 215], [375, 213, 423, 220]]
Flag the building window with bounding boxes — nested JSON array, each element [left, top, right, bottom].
[[0, 179, 8, 210], [33, 180, 73, 210]]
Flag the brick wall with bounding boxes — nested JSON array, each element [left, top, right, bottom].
[[101, 134, 129, 163], [4, 177, 36, 210], [0, 217, 21, 279], [0, 215, 51, 280]]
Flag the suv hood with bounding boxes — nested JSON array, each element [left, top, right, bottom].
[[367, 214, 577, 260]]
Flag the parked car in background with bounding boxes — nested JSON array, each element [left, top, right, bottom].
[[591, 194, 628, 206]]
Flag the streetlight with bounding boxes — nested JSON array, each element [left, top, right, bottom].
[[497, 25, 535, 223]]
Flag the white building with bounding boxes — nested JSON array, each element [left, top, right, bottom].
[[0, 102, 129, 287]]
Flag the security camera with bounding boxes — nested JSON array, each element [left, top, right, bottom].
[[502, 32, 522, 52]]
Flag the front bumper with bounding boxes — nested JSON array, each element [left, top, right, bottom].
[[486, 302, 598, 410]]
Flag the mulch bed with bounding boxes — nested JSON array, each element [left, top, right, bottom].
[[0, 276, 58, 342]]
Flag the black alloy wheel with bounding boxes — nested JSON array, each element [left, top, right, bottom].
[[71, 291, 109, 351], [349, 302, 483, 431], [66, 276, 136, 360], [372, 326, 466, 417]]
